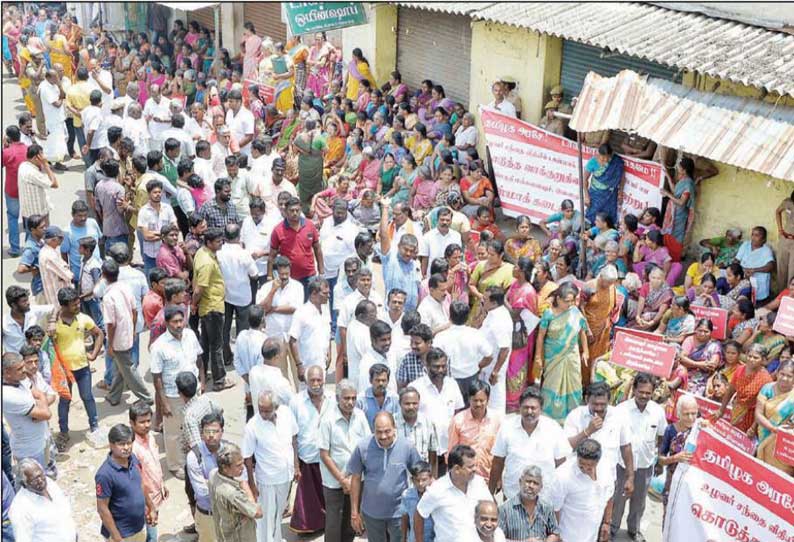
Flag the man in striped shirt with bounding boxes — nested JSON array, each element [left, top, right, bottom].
[[497, 465, 561, 542]]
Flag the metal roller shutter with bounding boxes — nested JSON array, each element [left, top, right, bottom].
[[186, 7, 215, 33], [396, 7, 472, 104], [244, 3, 287, 43], [561, 40, 681, 101]]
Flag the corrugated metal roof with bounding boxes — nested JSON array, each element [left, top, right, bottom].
[[467, 2, 794, 97], [393, 2, 494, 16], [570, 70, 794, 182]]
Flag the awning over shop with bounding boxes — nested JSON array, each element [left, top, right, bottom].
[[158, 3, 219, 12], [569, 70, 794, 182]]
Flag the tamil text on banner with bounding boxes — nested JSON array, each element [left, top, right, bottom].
[[243, 80, 275, 105], [711, 418, 756, 455], [611, 331, 676, 378], [690, 305, 729, 340], [612, 326, 663, 343], [773, 296, 794, 336], [284, 2, 367, 35], [775, 429, 794, 466], [664, 427, 794, 542], [673, 390, 731, 420], [480, 108, 663, 220]]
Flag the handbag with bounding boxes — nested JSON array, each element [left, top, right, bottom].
[[512, 318, 527, 350]]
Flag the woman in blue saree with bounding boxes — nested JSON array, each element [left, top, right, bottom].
[[584, 143, 625, 225]]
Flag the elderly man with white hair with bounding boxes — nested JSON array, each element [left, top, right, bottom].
[[9, 458, 77, 542], [498, 465, 561, 542], [242, 391, 299, 542], [123, 102, 150, 151], [143, 83, 171, 153]]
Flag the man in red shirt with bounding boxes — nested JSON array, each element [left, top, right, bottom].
[[2, 125, 28, 257], [268, 196, 325, 299]]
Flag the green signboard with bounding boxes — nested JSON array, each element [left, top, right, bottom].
[[284, 2, 368, 35]]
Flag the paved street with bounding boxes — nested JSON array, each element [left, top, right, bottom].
[[2, 74, 663, 542]]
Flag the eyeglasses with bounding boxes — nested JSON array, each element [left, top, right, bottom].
[[202, 429, 221, 435]]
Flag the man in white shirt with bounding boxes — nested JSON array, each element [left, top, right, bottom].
[[288, 277, 331, 382], [261, 158, 296, 214], [320, 199, 359, 297], [217, 223, 259, 367], [564, 382, 634, 493], [242, 197, 280, 294], [419, 207, 461, 277], [357, 320, 400, 395], [143, 84, 171, 152], [336, 268, 384, 373], [610, 373, 667, 542], [250, 137, 277, 196], [549, 439, 614, 542], [387, 202, 423, 249], [417, 273, 451, 336], [478, 286, 513, 414], [242, 391, 299, 542], [160, 113, 195, 159], [9, 458, 77, 541], [473, 500, 506, 542], [248, 338, 294, 408], [226, 154, 258, 219], [150, 305, 204, 477], [232, 306, 268, 421], [486, 81, 517, 118], [88, 59, 114, 115], [415, 444, 493, 542], [123, 102, 150, 151], [119, 82, 138, 119], [210, 125, 233, 179], [345, 300, 378, 388], [226, 89, 255, 156], [193, 140, 217, 188], [489, 386, 571, 500], [37, 69, 68, 170], [81, 90, 105, 164], [288, 365, 334, 534], [410, 348, 464, 464], [137, 179, 178, 278], [434, 301, 492, 406], [256, 255, 303, 340]]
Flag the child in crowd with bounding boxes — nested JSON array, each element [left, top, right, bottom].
[[24, 324, 51, 384], [400, 461, 435, 542]]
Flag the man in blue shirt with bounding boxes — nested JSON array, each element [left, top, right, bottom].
[[16, 214, 48, 302], [60, 200, 102, 279], [348, 411, 421, 542], [377, 201, 421, 311], [356, 363, 399, 431], [95, 424, 155, 542]]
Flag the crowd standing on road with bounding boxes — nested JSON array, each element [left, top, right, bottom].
[[2, 4, 794, 542]]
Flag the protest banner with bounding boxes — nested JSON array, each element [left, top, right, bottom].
[[243, 80, 275, 105], [690, 305, 729, 340], [612, 326, 663, 343], [711, 418, 756, 455], [480, 108, 663, 220], [611, 331, 676, 378], [673, 390, 731, 420], [773, 296, 794, 336], [774, 429, 794, 466], [664, 427, 794, 542]]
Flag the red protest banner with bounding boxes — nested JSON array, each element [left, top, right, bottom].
[[772, 296, 794, 335], [774, 429, 794, 466], [613, 326, 663, 342], [611, 331, 676, 378], [690, 305, 729, 340], [711, 418, 755, 455], [673, 390, 731, 420], [243, 79, 276, 105]]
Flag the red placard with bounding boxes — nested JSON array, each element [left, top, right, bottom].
[[611, 331, 676, 378], [690, 305, 729, 340], [243, 79, 276, 105], [613, 326, 663, 342], [772, 296, 794, 335], [774, 429, 794, 466], [673, 390, 731, 420], [711, 418, 756, 455]]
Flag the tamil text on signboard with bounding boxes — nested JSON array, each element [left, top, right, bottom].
[[284, 2, 367, 35], [773, 296, 794, 336], [690, 305, 729, 340], [610, 331, 676, 378]]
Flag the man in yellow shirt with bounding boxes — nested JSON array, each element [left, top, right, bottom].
[[65, 67, 93, 167], [190, 227, 233, 392], [51, 286, 104, 450]]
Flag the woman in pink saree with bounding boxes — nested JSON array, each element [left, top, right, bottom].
[[240, 22, 262, 81], [306, 32, 333, 97], [506, 257, 539, 412], [139, 63, 166, 106]]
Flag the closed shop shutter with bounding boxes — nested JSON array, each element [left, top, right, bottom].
[[396, 7, 472, 104], [561, 40, 681, 101], [186, 7, 215, 33], [244, 3, 287, 43]]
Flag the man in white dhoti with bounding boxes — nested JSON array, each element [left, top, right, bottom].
[[37, 69, 68, 171]]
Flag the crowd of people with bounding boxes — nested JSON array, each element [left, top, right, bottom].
[[2, 4, 793, 542]]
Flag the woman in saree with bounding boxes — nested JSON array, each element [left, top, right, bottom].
[[376, 153, 399, 198], [582, 265, 619, 387], [678, 252, 714, 296], [661, 157, 696, 262], [17, 36, 36, 114], [633, 230, 682, 286], [432, 165, 460, 208], [534, 261, 558, 316], [460, 161, 496, 218], [444, 243, 469, 305], [342, 136, 365, 179], [276, 108, 301, 154], [659, 395, 697, 511], [536, 282, 589, 422], [409, 166, 436, 219], [2, 18, 21, 76], [344, 47, 375, 101], [240, 22, 262, 81], [323, 118, 346, 178], [590, 240, 627, 278], [294, 119, 327, 215], [184, 21, 201, 48], [419, 84, 455, 124], [718, 262, 752, 311], [506, 257, 539, 411], [584, 143, 624, 226], [554, 254, 576, 286], [386, 70, 408, 103], [755, 360, 794, 475], [469, 240, 515, 322], [45, 23, 71, 79], [618, 213, 640, 269], [749, 312, 787, 369], [288, 35, 310, 94], [406, 123, 433, 167], [730, 297, 758, 347], [357, 147, 381, 192], [389, 154, 416, 209], [505, 215, 543, 264], [64, 16, 82, 69], [715, 343, 773, 434], [311, 174, 355, 223], [634, 266, 673, 331], [659, 296, 697, 345], [269, 42, 296, 114], [414, 79, 434, 111], [141, 62, 166, 107], [306, 32, 333, 97]]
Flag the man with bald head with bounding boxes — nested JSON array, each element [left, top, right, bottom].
[[248, 338, 294, 416], [8, 458, 77, 540], [475, 500, 505, 542], [348, 411, 421, 542], [242, 391, 299, 542], [144, 83, 171, 152]]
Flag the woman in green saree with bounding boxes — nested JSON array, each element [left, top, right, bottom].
[[294, 119, 327, 214], [535, 282, 589, 422], [468, 239, 515, 322], [755, 359, 794, 475]]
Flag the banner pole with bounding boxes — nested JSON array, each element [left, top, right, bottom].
[[576, 130, 587, 279]]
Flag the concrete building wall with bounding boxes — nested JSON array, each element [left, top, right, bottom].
[[341, 4, 397, 87]]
